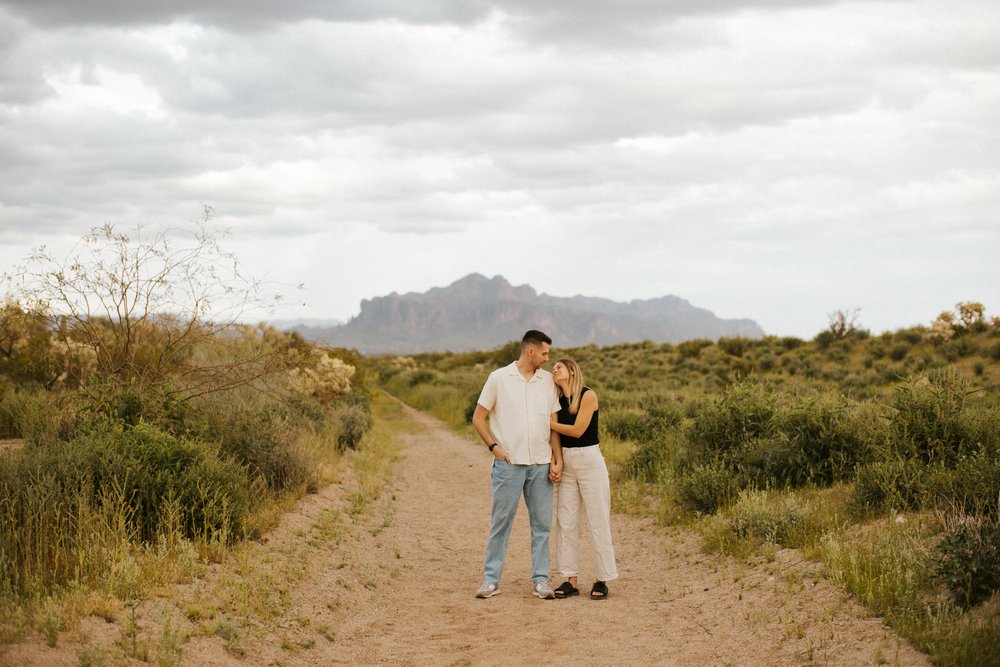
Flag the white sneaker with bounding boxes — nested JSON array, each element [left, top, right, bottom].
[[475, 582, 500, 598], [533, 580, 555, 599]]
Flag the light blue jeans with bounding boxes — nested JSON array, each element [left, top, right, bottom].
[[483, 460, 553, 584]]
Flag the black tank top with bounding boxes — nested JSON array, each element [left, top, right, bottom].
[[557, 387, 599, 448]]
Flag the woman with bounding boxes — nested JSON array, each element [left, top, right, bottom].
[[549, 358, 618, 599]]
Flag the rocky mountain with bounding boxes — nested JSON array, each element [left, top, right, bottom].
[[290, 274, 764, 354]]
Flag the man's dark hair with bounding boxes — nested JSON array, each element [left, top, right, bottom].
[[521, 330, 552, 349]]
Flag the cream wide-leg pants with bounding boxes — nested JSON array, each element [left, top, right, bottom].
[[555, 445, 618, 582]]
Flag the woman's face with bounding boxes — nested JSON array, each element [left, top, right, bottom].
[[552, 362, 570, 383]]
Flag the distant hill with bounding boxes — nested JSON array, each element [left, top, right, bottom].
[[289, 274, 764, 354]]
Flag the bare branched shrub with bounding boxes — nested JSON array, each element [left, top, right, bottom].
[[827, 307, 863, 340], [6, 207, 289, 401]]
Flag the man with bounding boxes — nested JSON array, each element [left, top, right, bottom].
[[472, 330, 563, 600]]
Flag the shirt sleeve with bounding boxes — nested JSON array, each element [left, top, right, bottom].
[[549, 387, 561, 414], [477, 372, 497, 411]]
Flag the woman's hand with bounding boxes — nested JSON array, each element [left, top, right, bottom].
[[549, 459, 563, 484]]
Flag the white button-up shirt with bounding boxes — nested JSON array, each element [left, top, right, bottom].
[[476, 362, 561, 465]]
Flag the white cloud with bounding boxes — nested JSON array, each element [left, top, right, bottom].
[[0, 0, 998, 339]]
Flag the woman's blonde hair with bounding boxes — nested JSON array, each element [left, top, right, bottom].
[[555, 358, 584, 415]]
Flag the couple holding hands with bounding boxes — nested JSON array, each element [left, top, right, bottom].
[[472, 330, 618, 601]]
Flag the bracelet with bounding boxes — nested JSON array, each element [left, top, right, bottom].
[[488, 443, 498, 452]]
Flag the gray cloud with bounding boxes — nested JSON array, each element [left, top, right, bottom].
[[0, 0, 997, 336], [0, 0, 491, 30]]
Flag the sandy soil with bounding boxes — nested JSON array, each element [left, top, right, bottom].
[[0, 401, 930, 666], [0, 439, 23, 454]]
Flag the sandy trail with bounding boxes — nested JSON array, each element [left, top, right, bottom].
[[1, 400, 928, 666]]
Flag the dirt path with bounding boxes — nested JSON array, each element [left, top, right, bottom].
[[2, 400, 929, 666]]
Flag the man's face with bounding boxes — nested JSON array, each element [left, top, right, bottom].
[[528, 342, 550, 370]]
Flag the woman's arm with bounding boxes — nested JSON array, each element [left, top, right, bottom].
[[549, 391, 598, 438]]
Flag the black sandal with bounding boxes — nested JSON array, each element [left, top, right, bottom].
[[554, 581, 579, 598], [590, 581, 608, 600]]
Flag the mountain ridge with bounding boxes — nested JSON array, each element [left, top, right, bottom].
[[290, 273, 764, 354]]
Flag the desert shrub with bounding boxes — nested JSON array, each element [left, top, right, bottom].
[[814, 330, 836, 350], [888, 370, 977, 465], [77, 377, 189, 434], [463, 391, 480, 424], [0, 421, 250, 596], [408, 369, 436, 386], [687, 378, 776, 458], [896, 328, 925, 345], [732, 435, 806, 487], [286, 350, 355, 404], [0, 385, 78, 444], [941, 337, 976, 362], [603, 411, 647, 441], [717, 337, 747, 357], [16, 421, 248, 542], [779, 337, 803, 351], [604, 395, 682, 445], [757, 353, 777, 372], [333, 392, 373, 450], [623, 436, 672, 482], [676, 461, 742, 514], [677, 339, 712, 359], [490, 340, 522, 367], [987, 342, 1000, 361], [888, 343, 910, 361], [214, 407, 311, 492], [778, 394, 874, 485], [934, 514, 1000, 609], [850, 458, 931, 516], [924, 450, 1000, 516], [727, 489, 809, 547]]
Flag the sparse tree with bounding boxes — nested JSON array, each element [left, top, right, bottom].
[[6, 206, 292, 401], [826, 308, 862, 340]]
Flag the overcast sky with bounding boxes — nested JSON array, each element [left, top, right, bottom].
[[1, 0, 998, 339]]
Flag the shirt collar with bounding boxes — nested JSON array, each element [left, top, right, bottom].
[[506, 361, 545, 382]]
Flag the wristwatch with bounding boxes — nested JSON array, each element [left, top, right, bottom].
[[488, 443, 498, 452]]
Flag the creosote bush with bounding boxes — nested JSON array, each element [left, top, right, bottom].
[[934, 513, 1000, 609]]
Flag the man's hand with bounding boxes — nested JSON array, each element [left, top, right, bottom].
[[549, 460, 562, 484], [493, 445, 512, 464]]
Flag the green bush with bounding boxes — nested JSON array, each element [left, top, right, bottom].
[[934, 514, 1000, 609], [888, 370, 977, 465], [850, 458, 930, 516], [0, 385, 78, 444], [215, 408, 311, 492], [718, 337, 747, 357], [814, 330, 836, 350], [490, 340, 522, 367], [0, 420, 250, 596], [732, 435, 806, 488], [779, 337, 804, 351], [925, 450, 1000, 515], [687, 378, 776, 458], [81, 422, 250, 542], [677, 339, 712, 359], [603, 411, 647, 441], [778, 394, 874, 485], [334, 393, 373, 450], [888, 343, 910, 361], [727, 489, 809, 547], [463, 391, 480, 424], [676, 461, 742, 514], [407, 369, 436, 386]]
